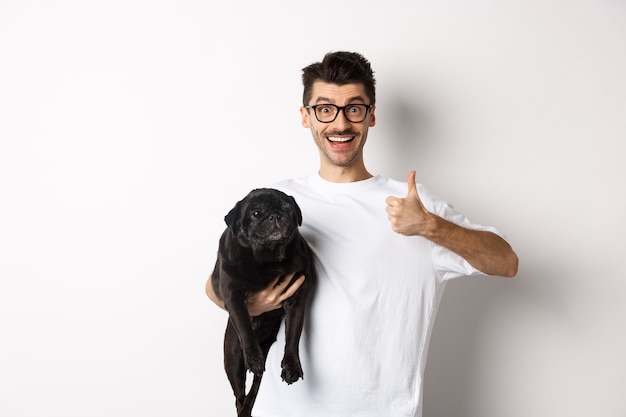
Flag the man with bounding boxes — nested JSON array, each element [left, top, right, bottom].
[[206, 51, 518, 416]]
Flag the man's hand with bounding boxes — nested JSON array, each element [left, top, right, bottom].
[[206, 272, 306, 316], [246, 273, 305, 317], [385, 170, 435, 237]]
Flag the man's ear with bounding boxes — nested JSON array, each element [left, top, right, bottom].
[[300, 106, 311, 128], [369, 105, 376, 127]]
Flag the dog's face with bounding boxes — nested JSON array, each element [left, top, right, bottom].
[[225, 188, 302, 262]]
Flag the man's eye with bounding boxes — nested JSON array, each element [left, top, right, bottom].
[[319, 106, 333, 113]]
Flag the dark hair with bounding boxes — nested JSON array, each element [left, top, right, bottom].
[[301, 51, 376, 106]]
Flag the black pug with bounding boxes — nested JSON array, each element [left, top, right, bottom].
[[211, 188, 315, 417]]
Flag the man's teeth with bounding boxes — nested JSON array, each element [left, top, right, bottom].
[[328, 136, 353, 142]]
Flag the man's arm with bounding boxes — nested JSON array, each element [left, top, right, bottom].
[[385, 171, 518, 277], [205, 276, 226, 309], [205, 272, 306, 316], [416, 215, 518, 277]]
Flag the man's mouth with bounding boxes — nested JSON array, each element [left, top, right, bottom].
[[327, 136, 354, 143]]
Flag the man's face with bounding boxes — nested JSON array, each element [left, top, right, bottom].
[[300, 81, 376, 170]]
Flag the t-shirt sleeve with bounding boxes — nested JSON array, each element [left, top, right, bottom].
[[420, 185, 506, 281]]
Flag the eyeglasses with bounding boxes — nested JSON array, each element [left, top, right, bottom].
[[304, 104, 372, 123]]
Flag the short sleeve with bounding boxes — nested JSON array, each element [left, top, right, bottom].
[[421, 186, 506, 281]]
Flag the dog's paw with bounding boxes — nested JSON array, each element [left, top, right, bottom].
[[281, 355, 303, 384], [243, 345, 265, 376]]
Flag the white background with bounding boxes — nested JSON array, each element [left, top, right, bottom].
[[1, 1, 625, 416]]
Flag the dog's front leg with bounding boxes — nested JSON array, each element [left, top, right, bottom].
[[280, 299, 306, 384], [223, 321, 246, 412], [224, 292, 265, 376]]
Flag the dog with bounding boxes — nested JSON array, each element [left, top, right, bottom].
[[211, 188, 315, 417]]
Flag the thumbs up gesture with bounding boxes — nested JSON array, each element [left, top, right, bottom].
[[385, 171, 435, 236]]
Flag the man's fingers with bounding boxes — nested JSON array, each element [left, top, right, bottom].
[[273, 272, 296, 289], [279, 274, 305, 300], [385, 196, 396, 206], [269, 275, 282, 287]]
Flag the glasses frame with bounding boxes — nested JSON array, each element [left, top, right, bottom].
[[304, 104, 373, 123]]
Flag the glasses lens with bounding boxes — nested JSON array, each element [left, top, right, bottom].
[[344, 105, 368, 122], [315, 105, 338, 122]]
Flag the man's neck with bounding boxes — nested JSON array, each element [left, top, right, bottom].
[[318, 165, 373, 183]]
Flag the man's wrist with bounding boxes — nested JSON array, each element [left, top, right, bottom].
[[415, 213, 443, 239]]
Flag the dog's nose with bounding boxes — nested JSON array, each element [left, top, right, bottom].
[[269, 213, 282, 222]]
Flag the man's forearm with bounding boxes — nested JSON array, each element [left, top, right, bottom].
[[424, 215, 518, 277], [205, 275, 226, 310]]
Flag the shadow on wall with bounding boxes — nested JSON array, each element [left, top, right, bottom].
[[371, 90, 439, 182], [423, 252, 561, 416], [423, 276, 504, 416]]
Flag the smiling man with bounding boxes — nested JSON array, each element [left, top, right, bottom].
[[206, 51, 518, 417], [301, 82, 375, 181]]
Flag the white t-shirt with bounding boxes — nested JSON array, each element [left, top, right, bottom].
[[252, 173, 502, 417]]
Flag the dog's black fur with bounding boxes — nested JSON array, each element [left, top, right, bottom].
[[211, 188, 315, 417]]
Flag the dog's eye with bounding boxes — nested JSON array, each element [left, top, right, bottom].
[[252, 210, 261, 218]]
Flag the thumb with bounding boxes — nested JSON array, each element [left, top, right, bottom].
[[406, 170, 418, 198]]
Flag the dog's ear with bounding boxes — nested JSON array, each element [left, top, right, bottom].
[[289, 195, 303, 226], [224, 200, 243, 234]]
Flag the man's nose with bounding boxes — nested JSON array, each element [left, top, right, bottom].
[[332, 109, 352, 128]]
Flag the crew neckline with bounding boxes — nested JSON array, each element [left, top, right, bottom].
[[309, 172, 387, 194]]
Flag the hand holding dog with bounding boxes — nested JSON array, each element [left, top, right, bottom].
[[246, 273, 305, 317], [385, 170, 436, 237], [206, 272, 306, 317]]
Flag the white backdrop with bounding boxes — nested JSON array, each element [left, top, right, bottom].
[[1, 1, 625, 416]]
